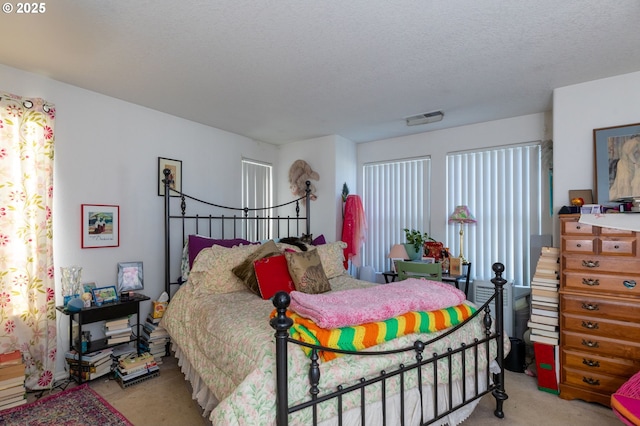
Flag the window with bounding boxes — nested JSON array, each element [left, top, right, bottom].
[[241, 158, 273, 241], [446, 142, 542, 286], [362, 157, 431, 273]]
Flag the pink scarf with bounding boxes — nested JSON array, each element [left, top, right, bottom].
[[341, 195, 366, 267]]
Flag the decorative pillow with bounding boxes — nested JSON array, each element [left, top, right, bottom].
[[232, 240, 280, 295], [254, 254, 295, 300], [188, 244, 261, 295], [188, 234, 253, 268], [314, 241, 347, 279], [285, 249, 331, 294], [311, 234, 327, 245]]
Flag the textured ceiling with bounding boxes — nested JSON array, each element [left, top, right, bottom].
[[1, 0, 639, 144]]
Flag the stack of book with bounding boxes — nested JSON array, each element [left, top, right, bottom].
[[140, 314, 170, 364], [114, 351, 159, 388], [65, 348, 113, 381], [105, 317, 133, 345], [0, 350, 26, 410], [528, 246, 560, 346]]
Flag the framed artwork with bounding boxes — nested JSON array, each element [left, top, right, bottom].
[[82, 282, 96, 296], [92, 286, 118, 305], [593, 123, 640, 203], [449, 257, 462, 276], [81, 204, 119, 248], [117, 261, 144, 293], [158, 157, 182, 196]]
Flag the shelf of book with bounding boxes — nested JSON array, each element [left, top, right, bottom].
[[528, 246, 559, 347], [0, 350, 26, 410]]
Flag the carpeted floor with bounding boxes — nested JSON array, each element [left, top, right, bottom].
[[24, 354, 619, 425]]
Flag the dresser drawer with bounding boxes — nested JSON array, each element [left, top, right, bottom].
[[599, 237, 637, 256], [562, 237, 596, 254], [561, 330, 640, 359], [562, 349, 640, 377], [561, 220, 595, 235], [561, 293, 640, 322], [564, 271, 640, 296], [561, 312, 640, 340], [562, 254, 640, 274], [563, 366, 628, 395], [600, 227, 636, 236]]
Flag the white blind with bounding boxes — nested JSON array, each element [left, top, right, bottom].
[[362, 157, 431, 273], [446, 143, 542, 286], [242, 158, 273, 241]]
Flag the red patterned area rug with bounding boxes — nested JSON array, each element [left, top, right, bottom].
[[0, 383, 133, 426]]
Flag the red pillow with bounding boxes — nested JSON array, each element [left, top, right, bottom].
[[254, 254, 295, 300]]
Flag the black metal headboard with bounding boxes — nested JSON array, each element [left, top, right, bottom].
[[162, 169, 311, 297]]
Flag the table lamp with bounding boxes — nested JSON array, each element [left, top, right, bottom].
[[388, 244, 409, 271], [448, 205, 476, 264]]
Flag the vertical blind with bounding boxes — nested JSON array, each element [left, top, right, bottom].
[[362, 157, 431, 273], [242, 158, 273, 241], [446, 142, 542, 286]]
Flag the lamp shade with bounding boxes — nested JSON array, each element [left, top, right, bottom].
[[388, 244, 409, 259], [448, 205, 477, 224]]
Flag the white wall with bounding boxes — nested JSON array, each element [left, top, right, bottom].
[[0, 63, 280, 376], [553, 70, 640, 242]]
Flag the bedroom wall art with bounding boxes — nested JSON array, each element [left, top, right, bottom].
[[158, 157, 182, 196], [81, 204, 119, 248], [288, 159, 319, 202]]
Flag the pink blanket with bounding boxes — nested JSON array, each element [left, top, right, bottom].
[[289, 278, 467, 329]]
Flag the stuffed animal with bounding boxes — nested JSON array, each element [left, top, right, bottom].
[[288, 159, 319, 202]]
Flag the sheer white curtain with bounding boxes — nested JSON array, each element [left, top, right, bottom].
[[446, 142, 542, 286], [362, 157, 431, 273], [241, 158, 273, 240]]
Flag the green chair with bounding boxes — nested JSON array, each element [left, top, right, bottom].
[[395, 261, 442, 281]]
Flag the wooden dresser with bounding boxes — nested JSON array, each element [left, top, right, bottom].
[[559, 214, 640, 406]]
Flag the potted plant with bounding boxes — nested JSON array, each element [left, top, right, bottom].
[[403, 228, 430, 260]]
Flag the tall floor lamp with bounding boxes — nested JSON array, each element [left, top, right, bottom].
[[448, 205, 477, 264]]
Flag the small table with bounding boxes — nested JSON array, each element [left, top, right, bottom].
[[385, 262, 472, 298]]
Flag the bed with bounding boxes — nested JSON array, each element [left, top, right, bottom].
[[159, 170, 509, 425]]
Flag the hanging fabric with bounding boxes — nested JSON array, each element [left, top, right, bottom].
[[341, 195, 367, 268], [0, 92, 56, 390]]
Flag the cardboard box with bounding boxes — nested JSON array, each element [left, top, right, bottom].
[[152, 301, 167, 318]]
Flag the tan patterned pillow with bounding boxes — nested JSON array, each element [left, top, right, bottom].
[[314, 241, 347, 279], [232, 240, 280, 295], [188, 244, 261, 295], [285, 249, 331, 294]]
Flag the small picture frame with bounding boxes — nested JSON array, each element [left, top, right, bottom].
[[81, 204, 119, 248], [82, 282, 96, 296], [158, 157, 182, 196], [449, 257, 462, 276], [92, 286, 118, 305], [390, 258, 404, 273], [117, 261, 144, 294]]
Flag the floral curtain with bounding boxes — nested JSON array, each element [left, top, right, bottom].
[[0, 92, 56, 390]]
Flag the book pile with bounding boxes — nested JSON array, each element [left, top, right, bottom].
[[114, 351, 159, 388], [105, 317, 133, 345], [65, 348, 113, 381], [0, 350, 26, 410], [528, 246, 560, 346], [139, 314, 170, 364]]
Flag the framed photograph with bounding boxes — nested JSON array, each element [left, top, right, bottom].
[[117, 261, 144, 293], [158, 157, 182, 196], [390, 258, 404, 273], [92, 286, 118, 305], [449, 257, 462, 276], [594, 123, 640, 203], [81, 204, 119, 248], [82, 282, 96, 295]]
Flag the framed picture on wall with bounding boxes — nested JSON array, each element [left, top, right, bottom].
[[593, 123, 640, 203], [81, 204, 119, 248], [158, 157, 182, 196]]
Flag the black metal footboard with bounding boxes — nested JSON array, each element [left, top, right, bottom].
[[271, 263, 509, 425]]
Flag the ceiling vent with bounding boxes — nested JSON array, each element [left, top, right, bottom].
[[405, 111, 444, 126]]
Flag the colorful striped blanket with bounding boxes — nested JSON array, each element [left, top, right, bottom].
[[279, 303, 476, 361]]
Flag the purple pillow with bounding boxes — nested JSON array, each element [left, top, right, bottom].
[[312, 234, 327, 246], [188, 235, 253, 268]]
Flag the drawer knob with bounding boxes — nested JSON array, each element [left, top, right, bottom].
[[581, 321, 599, 330], [623, 280, 637, 289], [582, 260, 599, 268], [582, 377, 600, 386], [581, 303, 599, 311], [582, 278, 600, 286], [614, 245, 620, 249], [582, 339, 599, 348], [576, 243, 582, 248], [582, 358, 600, 368]]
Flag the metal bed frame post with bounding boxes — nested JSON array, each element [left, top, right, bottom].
[[163, 169, 173, 301], [271, 292, 294, 426], [491, 262, 508, 417]]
